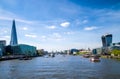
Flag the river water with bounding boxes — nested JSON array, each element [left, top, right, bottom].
[[0, 55, 120, 79]]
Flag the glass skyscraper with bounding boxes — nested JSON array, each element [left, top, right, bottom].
[[0, 40, 6, 56], [101, 34, 112, 47], [10, 20, 18, 46]]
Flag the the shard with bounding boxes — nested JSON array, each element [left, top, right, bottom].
[[10, 20, 18, 45]]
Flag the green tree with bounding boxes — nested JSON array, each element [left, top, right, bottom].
[[111, 49, 120, 56]]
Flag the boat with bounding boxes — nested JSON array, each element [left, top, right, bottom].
[[51, 53, 55, 57], [90, 55, 100, 62], [48, 53, 55, 57], [19, 56, 32, 60], [83, 54, 90, 58]]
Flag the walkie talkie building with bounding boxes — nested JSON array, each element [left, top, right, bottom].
[[101, 34, 112, 47]]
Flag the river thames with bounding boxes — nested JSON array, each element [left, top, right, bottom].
[[0, 55, 120, 79]]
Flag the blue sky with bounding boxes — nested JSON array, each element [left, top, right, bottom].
[[0, 0, 120, 51]]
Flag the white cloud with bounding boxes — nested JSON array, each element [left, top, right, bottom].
[[0, 8, 34, 24], [0, 28, 10, 35], [0, 17, 12, 21], [75, 19, 81, 25], [49, 33, 65, 41], [0, 16, 34, 24], [41, 35, 46, 39], [40, 35, 47, 41], [64, 32, 74, 35], [22, 27, 28, 30], [82, 20, 88, 24], [4, 36, 10, 38], [75, 19, 88, 25], [47, 25, 56, 29], [0, 36, 10, 40], [53, 33, 61, 38], [84, 26, 98, 31], [4, 30, 8, 33], [25, 34, 37, 38], [60, 22, 70, 28], [16, 19, 33, 24]]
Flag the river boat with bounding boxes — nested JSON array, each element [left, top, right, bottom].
[[90, 55, 100, 62], [51, 53, 55, 57], [49, 53, 55, 57], [19, 56, 32, 60], [83, 54, 90, 58]]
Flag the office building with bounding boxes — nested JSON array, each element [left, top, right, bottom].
[[0, 40, 6, 56], [10, 20, 18, 46], [92, 48, 102, 55], [101, 34, 112, 47], [110, 42, 120, 50], [101, 34, 112, 54], [11, 44, 37, 56]]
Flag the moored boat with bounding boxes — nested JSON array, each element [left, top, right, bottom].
[[90, 55, 100, 62], [19, 56, 32, 60], [83, 54, 90, 58]]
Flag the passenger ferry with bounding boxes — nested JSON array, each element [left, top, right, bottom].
[[90, 55, 100, 62]]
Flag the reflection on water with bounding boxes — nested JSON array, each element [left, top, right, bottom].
[[0, 55, 120, 79]]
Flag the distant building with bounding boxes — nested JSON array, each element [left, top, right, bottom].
[[101, 34, 112, 47], [10, 20, 18, 46], [37, 49, 46, 56], [0, 48, 2, 56], [11, 44, 37, 56], [101, 34, 112, 54], [79, 48, 91, 53], [0, 40, 6, 56], [64, 50, 70, 55], [92, 48, 102, 55], [67, 50, 70, 55], [70, 49, 79, 54], [93, 34, 120, 55], [110, 42, 120, 50], [5, 45, 13, 55]]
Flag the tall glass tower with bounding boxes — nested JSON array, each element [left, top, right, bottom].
[[10, 20, 18, 46], [101, 34, 112, 47]]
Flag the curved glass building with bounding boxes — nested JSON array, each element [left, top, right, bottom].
[[101, 34, 112, 47]]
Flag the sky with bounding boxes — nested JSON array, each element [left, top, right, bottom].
[[0, 0, 120, 51]]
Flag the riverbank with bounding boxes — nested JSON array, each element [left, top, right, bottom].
[[0, 55, 21, 61], [0, 55, 42, 61], [100, 55, 120, 61]]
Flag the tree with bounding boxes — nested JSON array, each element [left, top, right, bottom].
[[111, 49, 120, 56]]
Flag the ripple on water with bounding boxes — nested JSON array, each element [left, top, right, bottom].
[[0, 55, 120, 79]]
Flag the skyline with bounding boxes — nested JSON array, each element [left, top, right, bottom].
[[0, 0, 120, 51]]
